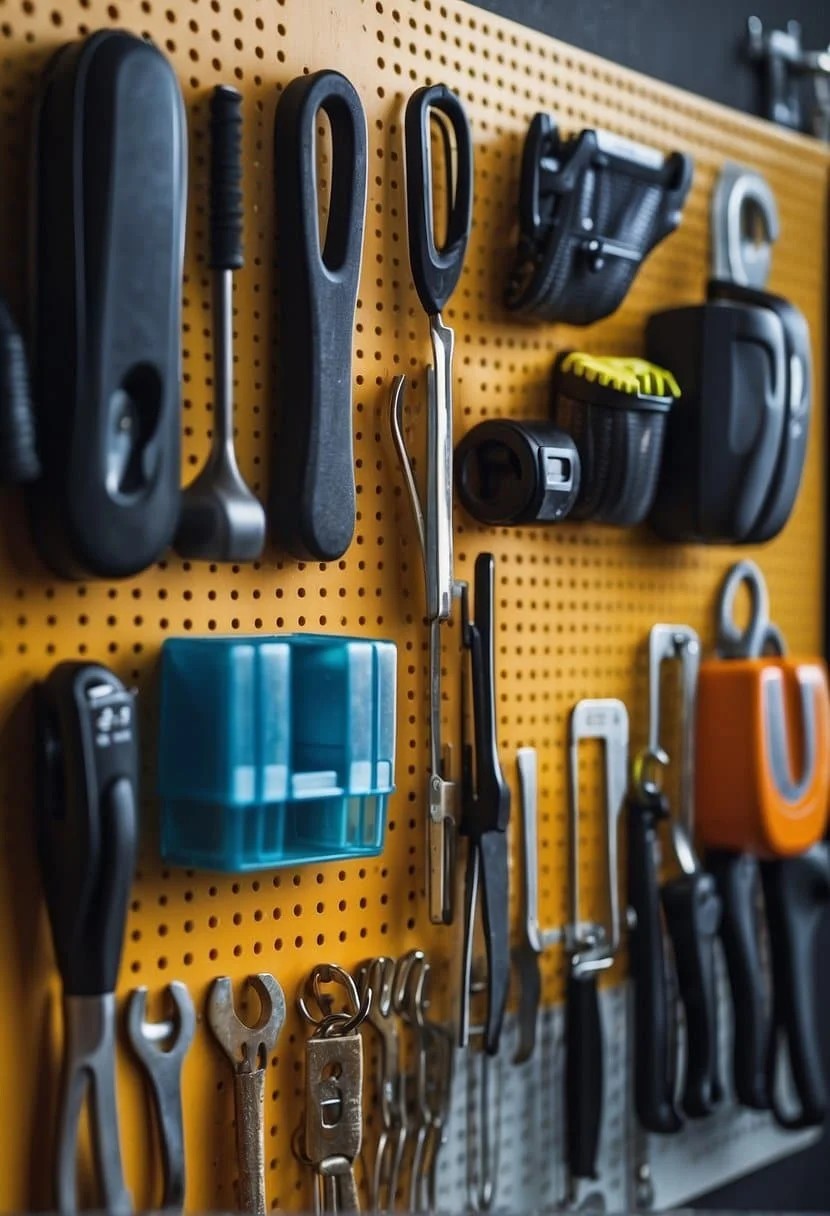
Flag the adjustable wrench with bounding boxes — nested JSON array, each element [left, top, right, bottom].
[[207, 973, 286, 1215]]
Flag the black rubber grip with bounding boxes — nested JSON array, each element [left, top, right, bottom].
[[761, 847, 830, 1130], [708, 850, 771, 1110], [271, 70, 367, 561], [35, 663, 138, 995], [210, 85, 243, 270], [627, 793, 682, 1134], [662, 870, 723, 1118], [0, 297, 40, 483], [404, 84, 473, 315], [565, 970, 603, 1181]]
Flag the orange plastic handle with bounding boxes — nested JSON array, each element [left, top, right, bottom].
[[696, 657, 830, 857]]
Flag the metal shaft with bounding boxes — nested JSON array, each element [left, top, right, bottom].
[[212, 267, 238, 466], [233, 1067, 268, 1215]]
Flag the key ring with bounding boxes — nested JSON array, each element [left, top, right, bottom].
[[297, 963, 373, 1038], [631, 744, 670, 801]]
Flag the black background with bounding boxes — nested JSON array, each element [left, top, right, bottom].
[[469, 0, 830, 1209]]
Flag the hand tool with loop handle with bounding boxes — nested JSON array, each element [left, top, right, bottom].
[[389, 83, 473, 925]]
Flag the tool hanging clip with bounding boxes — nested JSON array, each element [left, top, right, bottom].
[[389, 83, 473, 926], [565, 698, 627, 1204]]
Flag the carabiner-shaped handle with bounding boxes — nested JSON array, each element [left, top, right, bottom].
[[404, 84, 473, 315]]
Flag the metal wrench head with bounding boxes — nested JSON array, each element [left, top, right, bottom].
[[125, 981, 196, 1065], [207, 973, 286, 1072]]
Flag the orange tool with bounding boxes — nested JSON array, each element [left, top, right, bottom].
[[696, 560, 830, 857]]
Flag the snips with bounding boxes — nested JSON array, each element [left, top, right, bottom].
[[389, 84, 474, 926], [459, 552, 511, 1055]]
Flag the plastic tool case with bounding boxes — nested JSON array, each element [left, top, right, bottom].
[[158, 635, 397, 871]]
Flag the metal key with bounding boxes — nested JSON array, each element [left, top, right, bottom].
[[305, 1031, 364, 1214], [207, 973, 286, 1215]]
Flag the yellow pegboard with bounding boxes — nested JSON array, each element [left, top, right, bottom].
[[0, 0, 827, 1210]]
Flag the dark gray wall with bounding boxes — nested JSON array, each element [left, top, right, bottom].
[[471, 0, 830, 119], [467, 0, 830, 1209]]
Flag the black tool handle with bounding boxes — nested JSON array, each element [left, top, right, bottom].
[[210, 85, 244, 271], [627, 793, 682, 1134], [271, 70, 367, 561], [404, 83, 473, 314], [565, 970, 603, 1180], [662, 871, 723, 1117], [468, 554, 510, 835], [35, 662, 138, 995], [761, 847, 830, 1129], [462, 554, 511, 1055], [708, 850, 770, 1109], [0, 297, 40, 483]]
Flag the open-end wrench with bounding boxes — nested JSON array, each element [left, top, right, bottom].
[[207, 973, 286, 1215], [125, 981, 195, 1211]]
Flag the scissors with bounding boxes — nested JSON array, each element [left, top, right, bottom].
[[716, 558, 786, 658], [389, 84, 474, 925]]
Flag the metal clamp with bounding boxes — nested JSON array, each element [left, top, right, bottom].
[[747, 16, 830, 139], [711, 163, 779, 289], [632, 624, 701, 876], [567, 698, 628, 975]]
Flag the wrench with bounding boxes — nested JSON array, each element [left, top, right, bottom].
[[125, 981, 195, 1211], [207, 973, 286, 1215]]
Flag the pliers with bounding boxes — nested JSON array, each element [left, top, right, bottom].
[[459, 552, 511, 1055]]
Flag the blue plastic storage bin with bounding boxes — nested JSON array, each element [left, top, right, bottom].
[[158, 634, 396, 871]]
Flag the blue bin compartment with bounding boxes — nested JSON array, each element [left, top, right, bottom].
[[158, 634, 396, 871]]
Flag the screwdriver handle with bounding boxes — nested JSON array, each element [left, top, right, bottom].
[[565, 969, 602, 1181], [210, 85, 244, 271]]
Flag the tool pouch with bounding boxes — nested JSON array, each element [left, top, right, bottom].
[[696, 656, 830, 856], [504, 115, 693, 325], [647, 279, 811, 544], [29, 31, 186, 578], [549, 353, 678, 526]]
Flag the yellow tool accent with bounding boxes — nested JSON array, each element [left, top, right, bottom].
[[561, 352, 681, 399]]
